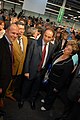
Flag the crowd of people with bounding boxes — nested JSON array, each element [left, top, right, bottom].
[[0, 8, 80, 120]]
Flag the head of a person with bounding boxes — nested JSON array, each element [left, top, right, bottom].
[[36, 26, 43, 36], [55, 32, 62, 40], [63, 40, 79, 56], [70, 27, 74, 32], [17, 22, 25, 37], [5, 23, 19, 43], [10, 17, 18, 24], [56, 27, 61, 33], [62, 31, 69, 40], [27, 19, 32, 26], [18, 18, 26, 25], [0, 20, 5, 31], [43, 28, 55, 43], [27, 27, 38, 39]]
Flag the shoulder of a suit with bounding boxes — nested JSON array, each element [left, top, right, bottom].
[[0, 36, 8, 44], [22, 35, 28, 40]]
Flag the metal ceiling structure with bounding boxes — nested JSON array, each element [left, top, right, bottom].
[[46, 0, 80, 22], [2, 0, 80, 22]]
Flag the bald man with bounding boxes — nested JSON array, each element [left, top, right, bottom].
[[0, 24, 19, 101]]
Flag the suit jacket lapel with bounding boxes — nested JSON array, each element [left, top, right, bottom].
[[13, 40, 22, 55], [46, 43, 53, 62], [3, 36, 12, 60], [37, 38, 42, 58], [22, 35, 28, 57]]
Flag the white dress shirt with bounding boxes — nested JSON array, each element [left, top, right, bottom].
[[17, 37, 23, 52]]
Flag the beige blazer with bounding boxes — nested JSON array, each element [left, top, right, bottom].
[[13, 35, 28, 75]]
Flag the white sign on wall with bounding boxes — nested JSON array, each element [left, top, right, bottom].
[[0, 1, 1, 9], [22, 0, 47, 14]]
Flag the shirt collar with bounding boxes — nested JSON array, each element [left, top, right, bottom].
[[5, 35, 12, 45], [42, 39, 49, 45]]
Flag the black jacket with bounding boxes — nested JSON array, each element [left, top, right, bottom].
[[0, 36, 12, 95], [48, 51, 74, 90]]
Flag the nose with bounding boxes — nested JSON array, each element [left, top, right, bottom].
[[14, 34, 18, 39], [45, 36, 49, 41], [15, 33, 18, 37]]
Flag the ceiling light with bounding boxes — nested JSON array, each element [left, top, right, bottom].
[[46, 7, 59, 13], [77, 11, 80, 13], [74, 16, 77, 18], [19, 0, 24, 3]]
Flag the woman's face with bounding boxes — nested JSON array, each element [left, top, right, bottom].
[[63, 33, 68, 40], [64, 45, 73, 56], [0, 22, 4, 31], [56, 32, 61, 37]]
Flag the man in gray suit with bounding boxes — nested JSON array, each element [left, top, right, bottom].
[[18, 28, 57, 109]]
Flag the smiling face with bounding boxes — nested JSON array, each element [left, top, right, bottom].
[[64, 45, 73, 56], [43, 29, 54, 43], [0, 20, 4, 31], [18, 24, 25, 37], [6, 24, 19, 43]]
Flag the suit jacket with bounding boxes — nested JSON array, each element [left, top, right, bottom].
[[13, 35, 28, 75], [68, 64, 80, 101], [55, 39, 68, 52], [0, 36, 12, 95], [24, 37, 57, 80]]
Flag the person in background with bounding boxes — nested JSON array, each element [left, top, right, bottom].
[[67, 64, 80, 120], [66, 27, 74, 40], [55, 63, 80, 120], [10, 16, 18, 24], [26, 27, 39, 47], [0, 20, 5, 39], [36, 26, 43, 40], [55, 30, 69, 52], [54, 31, 62, 45]]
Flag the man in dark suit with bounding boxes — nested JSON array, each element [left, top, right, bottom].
[[19, 28, 57, 109], [55, 30, 69, 52], [0, 24, 19, 114], [55, 64, 80, 120]]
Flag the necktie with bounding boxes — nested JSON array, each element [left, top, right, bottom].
[[10, 43, 14, 75], [38, 44, 47, 71]]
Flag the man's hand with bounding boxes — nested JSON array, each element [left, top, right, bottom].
[[24, 73, 29, 79]]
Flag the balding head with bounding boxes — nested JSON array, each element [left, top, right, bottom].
[[6, 24, 19, 43]]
